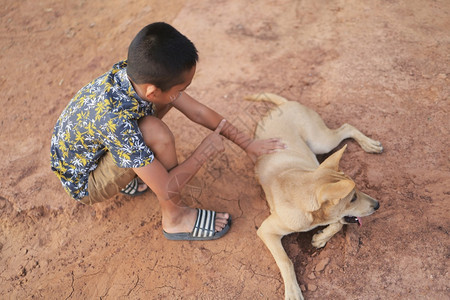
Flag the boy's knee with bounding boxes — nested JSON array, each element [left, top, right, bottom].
[[139, 116, 175, 148]]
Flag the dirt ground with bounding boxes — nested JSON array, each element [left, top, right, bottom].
[[1, 0, 449, 299]]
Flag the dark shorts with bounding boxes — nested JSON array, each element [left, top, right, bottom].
[[79, 152, 136, 205]]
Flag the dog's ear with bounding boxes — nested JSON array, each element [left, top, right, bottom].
[[317, 179, 355, 206], [318, 145, 347, 171]]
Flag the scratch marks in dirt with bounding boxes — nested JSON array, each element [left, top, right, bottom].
[[64, 271, 74, 300], [126, 274, 140, 296]]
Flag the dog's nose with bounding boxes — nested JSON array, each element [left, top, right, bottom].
[[373, 201, 380, 211]]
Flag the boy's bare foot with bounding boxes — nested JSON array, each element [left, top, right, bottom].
[[136, 178, 148, 193], [121, 177, 149, 196]]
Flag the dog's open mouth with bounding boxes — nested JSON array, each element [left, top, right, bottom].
[[344, 216, 362, 227]]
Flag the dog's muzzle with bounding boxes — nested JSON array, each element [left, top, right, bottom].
[[343, 201, 380, 227]]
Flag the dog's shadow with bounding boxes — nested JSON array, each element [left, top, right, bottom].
[[281, 229, 321, 265], [280, 228, 328, 285]]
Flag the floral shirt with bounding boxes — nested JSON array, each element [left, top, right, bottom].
[[50, 60, 155, 200]]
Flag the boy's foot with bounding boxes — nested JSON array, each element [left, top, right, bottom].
[[162, 207, 231, 240], [163, 208, 231, 241], [120, 177, 149, 196]]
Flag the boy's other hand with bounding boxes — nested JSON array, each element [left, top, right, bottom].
[[245, 138, 286, 163]]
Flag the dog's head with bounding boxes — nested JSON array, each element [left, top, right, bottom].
[[312, 145, 380, 226]]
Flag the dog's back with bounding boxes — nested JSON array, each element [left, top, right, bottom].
[[246, 93, 330, 152]]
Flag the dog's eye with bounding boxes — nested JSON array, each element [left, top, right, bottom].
[[350, 194, 357, 203]]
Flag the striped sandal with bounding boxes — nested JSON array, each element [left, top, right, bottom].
[[163, 208, 232, 241], [120, 177, 148, 196]]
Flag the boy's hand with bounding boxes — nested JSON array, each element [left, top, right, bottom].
[[245, 138, 286, 163], [196, 119, 227, 163]]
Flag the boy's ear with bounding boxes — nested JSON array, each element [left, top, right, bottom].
[[316, 179, 355, 206], [318, 145, 347, 172], [144, 84, 160, 100]]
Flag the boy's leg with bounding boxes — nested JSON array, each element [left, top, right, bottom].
[[138, 115, 178, 170], [137, 115, 230, 234], [80, 152, 136, 205]]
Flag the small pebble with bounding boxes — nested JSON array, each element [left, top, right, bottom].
[[315, 257, 330, 272]]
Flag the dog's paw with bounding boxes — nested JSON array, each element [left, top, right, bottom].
[[312, 239, 327, 249], [285, 283, 304, 300], [312, 232, 329, 248], [360, 138, 383, 154]]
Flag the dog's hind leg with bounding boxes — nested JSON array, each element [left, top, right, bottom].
[[334, 123, 383, 153], [306, 122, 383, 154], [311, 222, 343, 248], [258, 216, 304, 300]]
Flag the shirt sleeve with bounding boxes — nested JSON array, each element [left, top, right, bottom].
[[103, 117, 154, 168]]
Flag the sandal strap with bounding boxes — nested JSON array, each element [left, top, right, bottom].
[[192, 209, 216, 238], [121, 178, 138, 195]]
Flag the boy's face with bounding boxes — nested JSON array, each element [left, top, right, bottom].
[[159, 65, 196, 104], [133, 66, 196, 105]]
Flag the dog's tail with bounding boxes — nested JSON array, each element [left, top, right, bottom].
[[245, 92, 288, 106]]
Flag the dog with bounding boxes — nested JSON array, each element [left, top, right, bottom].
[[246, 93, 382, 300]]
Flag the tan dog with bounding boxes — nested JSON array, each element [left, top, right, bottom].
[[246, 93, 382, 300]]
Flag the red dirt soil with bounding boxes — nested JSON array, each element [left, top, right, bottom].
[[1, 0, 449, 299]]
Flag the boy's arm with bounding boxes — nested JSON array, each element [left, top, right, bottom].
[[153, 102, 173, 119], [172, 92, 285, 162]]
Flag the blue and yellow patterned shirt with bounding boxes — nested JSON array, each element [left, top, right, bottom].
[[50, 60, 155, 200]]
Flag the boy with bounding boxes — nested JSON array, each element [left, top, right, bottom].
[[50, 22, 285, 241]]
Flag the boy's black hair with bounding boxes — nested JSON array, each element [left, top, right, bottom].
[[127, 22, 198, 91]]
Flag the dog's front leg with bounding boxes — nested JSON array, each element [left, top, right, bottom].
[[258, 216, 304, 300], [312, 222, 343, 248]]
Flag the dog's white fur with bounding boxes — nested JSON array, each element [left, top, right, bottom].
[[247, 93, 382, 300]]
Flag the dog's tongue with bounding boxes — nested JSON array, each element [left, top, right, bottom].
[[357, 217, 362, 227]]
